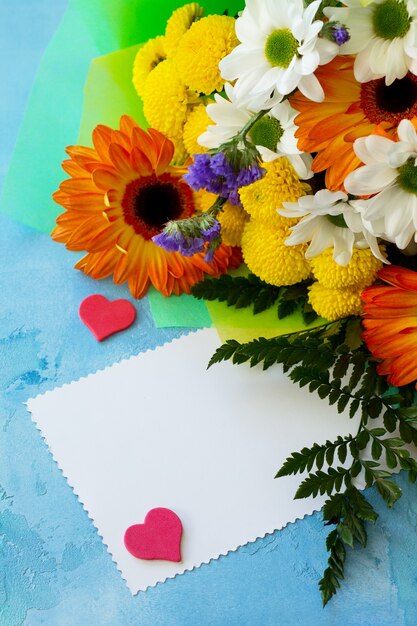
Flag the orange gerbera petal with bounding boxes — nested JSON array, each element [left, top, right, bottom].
[[361, 266, 417, 388], [290, 57, 417, 190], [52, 117, 238, 298]]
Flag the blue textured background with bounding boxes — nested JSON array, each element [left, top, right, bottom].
[[2, 1, 417, 624]]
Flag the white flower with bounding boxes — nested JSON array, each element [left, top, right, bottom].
[[198, 83, 313, 179], [279, 189, 386, 265], [345, 119, 417, 249], [219, 0, 339, 110], [325, 0, 417, 85]]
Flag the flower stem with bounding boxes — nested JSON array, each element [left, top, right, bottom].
[[237, 109, 269, 141]]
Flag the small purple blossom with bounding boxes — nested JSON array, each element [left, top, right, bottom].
[[184, 153, 263, 206], [152, 230, 183, 253], [332, 25, 350, 46], [152, 217, 222, 259], [201, 220, 221, 242]]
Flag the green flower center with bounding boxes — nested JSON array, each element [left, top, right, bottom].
[[264, 29, 298, 68], [372, 0, 411, 40], [250, 117, 284, 151], [326, 214, 348, 228], [398, 160, 417, 194]]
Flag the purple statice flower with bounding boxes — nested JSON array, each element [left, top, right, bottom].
[[153, 229, 205, 256], [152, 230, 184, 253], [178, 237, 205, 257], [332, 25, 350, 46], [184, 153, 263, 206], [152, 217, 222, 258], [201, 220, 221, 242]]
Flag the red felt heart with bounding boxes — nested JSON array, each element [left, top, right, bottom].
[[79, 294, 136, 341], [124, 508, 182, 562]]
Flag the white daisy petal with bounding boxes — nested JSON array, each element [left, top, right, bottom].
[[345, 164, 397, 195], [297, 73, 324, 102]]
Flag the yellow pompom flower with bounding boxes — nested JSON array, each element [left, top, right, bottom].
[[183, 105, 210, 155], [310, 248, 383, 291], [165, 3, 205, 57], [193, 188, 217, 213], [241, 220, 311, 286], [142, 59, 199, 163], [308, 283, 363, 321], [218, 203, 249, 247], [175, 15, 239, 95], [132, 36, 166, 98], [239, 159, 311, 228]]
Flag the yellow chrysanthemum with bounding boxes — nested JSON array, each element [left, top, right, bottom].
[[218, 203, 249, 247], [308, 283, 363, 321], [165, 3, 205, 57], [175, 15, 239, 95], [142, 59, 199, 163], [183, 105, 210, 155], [310, 248, 383, 291], [132, 36, 166, 98], [239, 159, 311, 227], [241, 220, 311, 286]]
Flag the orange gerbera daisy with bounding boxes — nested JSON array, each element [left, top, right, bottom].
[[290, 56, 417, 191], [362, 266, 417, 388], [52, 116, 239, 298]]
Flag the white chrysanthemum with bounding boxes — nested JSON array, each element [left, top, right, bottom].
[[345, 119, 417, 249], [279, 189, 386, 265], [326, 0, 417, 85], [219, 0, 339, 110], [198, 83, 313, 180]]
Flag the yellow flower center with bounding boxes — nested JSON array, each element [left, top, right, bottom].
[[264, 29, 298, 68]]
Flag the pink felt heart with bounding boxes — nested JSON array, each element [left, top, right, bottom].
[[79, 294, 136, 341], [124, 508, 182, 562]]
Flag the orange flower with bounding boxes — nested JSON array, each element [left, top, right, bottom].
[[52, 116, 238, 298], [290, 57, 417, 191], [362, 266, 417, 388]]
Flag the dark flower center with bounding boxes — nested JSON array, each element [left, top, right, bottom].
[[361, 74, 417, 125], [122, 173, 195, 239], [134, 182, 183, 228]]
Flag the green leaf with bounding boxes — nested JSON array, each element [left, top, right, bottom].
[[367, 397, 383, 419], [277, 298, 298, 320], [375, 478, 402, 508], [295, 467, 349, 499], [383, 409, 397, 433], [301, 301, 318, 326], [207, 340, 240, 368], [348, 488, 378, 523], [371, 438, 382, 461], [334, 354, 350, 379], [344, 318, 363, 351], [349, 398, 360, 419], [191, 274, 280, 315], [384, 447, 398, 470], [337, 523, 354, 547]]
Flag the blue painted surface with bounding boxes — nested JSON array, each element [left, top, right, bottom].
[[2, 2, 417, 625]]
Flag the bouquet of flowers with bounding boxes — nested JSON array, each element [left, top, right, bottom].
[[52, 0, 417, 605]]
